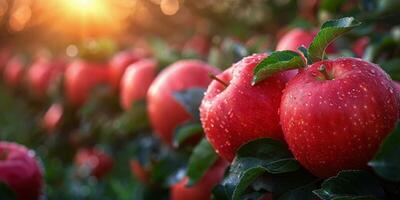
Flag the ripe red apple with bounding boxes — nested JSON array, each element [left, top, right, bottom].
[[129, 160, 150, 183], [109, 50, 143, 91], [200, 53, 295, 161], [120, 59, 157, 110], [0, 142, 43, 200], [147, 60, 220, 145], [64, 60, 109, 107], [3, 55, 25, 89], [280, 57, 399, 178], [26, 58, 66, 99], [42, 103, 63, 134], [352, 37, 369, 58], [170, 159, 228, 200], [74, 148, 114, 179], [276, 28, 336, 54]]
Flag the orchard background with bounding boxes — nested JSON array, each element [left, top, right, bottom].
[[0, 0, 400, 200]]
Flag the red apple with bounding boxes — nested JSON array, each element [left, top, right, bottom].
[[280, 57, 399, 178], [276, 28, 336, 54], [200, 53, 295, 161], [120, 59, 157, 110], [3, 56, 25, 89], [64, 60, 109, 107], [74, 148, 114, 179], [109, 50, 143, 91], [147, 60, 220, 145], [352, 37, 369, 58], [129, 160, 150, 183], [170, 159, 228, 200], [0, 142, 43, 200], [42, 103, 63, 134], [26, 58, 66, 99]]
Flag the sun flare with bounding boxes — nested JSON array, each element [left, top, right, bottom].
[[42, 0, 134, 39]]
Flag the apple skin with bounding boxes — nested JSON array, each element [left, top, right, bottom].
[[74, 148, 114, 179], [109, 50, 143, 91], [26, 58, 66, 99], [129, 160, 150, 183], [64, 60, 109, 107], [170, 159, 228, 200], [276, 28, 336, 54], [280, 57, 399, 178], [147, 60, 220, 145], [42, 103, 63, 134], [200, 53, 295, 162], [3, 56, 25, 89], [0, 142, 43, 200], [120, 59, 157, 110], [352, 37, 369, 58]]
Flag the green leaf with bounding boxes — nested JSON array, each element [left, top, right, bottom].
[[173, 122, 203, 148], [219, 138, 301, 200], [186, 138, 218, 186], [368, 123, 400, 181], [251, 169, 316, 196], [0, 182, 16, 200], [212, 184, 230, 200], [298, 46, 312, 65], [252, 51, 305, 85], [308, 17, 361, 62], [313, 170, 385, 200], [278, 181, 318, 200], [112, 100, 149, 134], [173, 88, 206, 121], [379, 58, 400, 81]]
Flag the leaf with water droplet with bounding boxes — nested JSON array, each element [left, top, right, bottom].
[[252, 51, 305, 85], [308, 17, 361, 62], [215, 138, 301, 200]]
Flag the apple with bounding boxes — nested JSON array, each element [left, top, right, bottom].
[[64, 60, 109, 107], [42, 103, 63, 134], [120, 59, 157, 110], [280, 57, 399, 178], [26, 58, 66, 99], [3, 55, 25, 89], [129, 160, 150, 183], [170, 159, 228, 200], [147, 60, 220, 145], [74, 148, 114, 179], [276, 28, 336, 54], [200, 53, 295, 161], [109, 50, 143, 91], [0, 142, 43, 200], [352, 37, 369, 58]]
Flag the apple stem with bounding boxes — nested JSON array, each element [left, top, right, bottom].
[[209, 74, 228, 88], [318, 64, 333, 80]]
